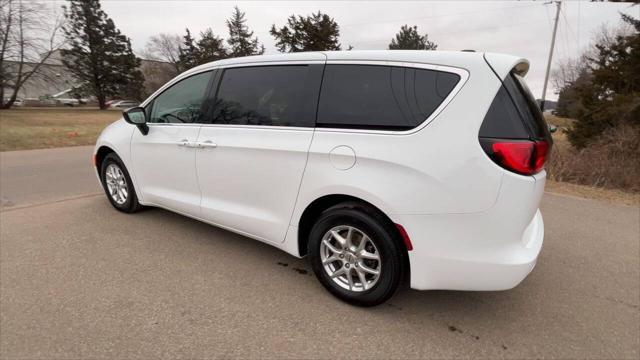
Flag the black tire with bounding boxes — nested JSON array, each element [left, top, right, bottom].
[[308, 202, 405, 307], [100, 153, 143, 213]]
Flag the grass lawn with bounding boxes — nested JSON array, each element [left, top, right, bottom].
[[0, 107, 122, 152]]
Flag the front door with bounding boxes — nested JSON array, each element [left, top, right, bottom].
[[131, 70, 214, 216], [196, 64, 324, 243]]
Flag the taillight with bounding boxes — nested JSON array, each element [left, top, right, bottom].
[[479, 69, 553, 176], [480, 138, 549, 175], [533, 140, 549, 172]]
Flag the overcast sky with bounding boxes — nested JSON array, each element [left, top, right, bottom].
[[54, 1, 639, 100]]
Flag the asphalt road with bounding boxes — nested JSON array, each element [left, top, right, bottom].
[[0, 146, 101, 209], [1, 146, 638, 359]]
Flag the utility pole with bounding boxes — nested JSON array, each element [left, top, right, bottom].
[[540, 1, 562, 112]]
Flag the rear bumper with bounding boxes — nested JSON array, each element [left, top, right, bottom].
[[403, 209, 543, 290], [397, 171, 546, 291]]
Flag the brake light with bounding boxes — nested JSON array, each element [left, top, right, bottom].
[[481, 139, 549, 175], [533, 140, 549, 172]]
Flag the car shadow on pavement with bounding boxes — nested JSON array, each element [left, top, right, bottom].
[[137, 205, 531, 321]]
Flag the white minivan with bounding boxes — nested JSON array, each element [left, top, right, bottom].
[[94, 51, 551, 306]]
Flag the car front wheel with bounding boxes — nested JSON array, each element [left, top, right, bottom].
[[100, 153, 142, 213]]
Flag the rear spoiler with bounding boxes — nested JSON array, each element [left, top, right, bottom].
[[483, 53, 529, 78]]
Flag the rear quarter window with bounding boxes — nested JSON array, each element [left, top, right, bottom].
[[480, 72, 550, 140], [478, 83, 530, 139], [511, 73, 550, 139], [317, 65, 460, 131]]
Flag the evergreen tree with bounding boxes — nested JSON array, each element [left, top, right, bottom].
[[226, 6, 264, 57], [554, 68, 591, 119], [389, 25, 437, 50], [196, 28, 228, 64], [178, 28, 198, 71], [270, 12, 342, 52], [566, 14, 640, 148], [61, 0, 144, 109]]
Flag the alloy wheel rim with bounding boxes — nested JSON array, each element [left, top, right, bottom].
[[320, 225, 381, 292], [105, 163, 128, 205]]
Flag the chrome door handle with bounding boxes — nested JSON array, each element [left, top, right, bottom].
[[177, 139, 189, 147], [197, 140, 217, 149], [177, 140, 201, 148]]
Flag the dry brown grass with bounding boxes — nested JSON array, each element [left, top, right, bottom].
[[0, 107, 121, 151], [545, 179, 640, 206], [546, 120, 640, 193], [544, 114, 576, 129]]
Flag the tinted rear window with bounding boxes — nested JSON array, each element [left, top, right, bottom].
[[511, 73, 549, 139], [317, 65, 460, 130], [478, 83, 530, 138], [480, 73, 549, 139], [211, 65, 321, 127]]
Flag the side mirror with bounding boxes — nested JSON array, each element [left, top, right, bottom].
[[548, 124, 557, 134], [123, 107, 149, 135]]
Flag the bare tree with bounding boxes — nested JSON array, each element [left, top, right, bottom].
[[142, 33, 181, 74], [0, 0, 64, 109], [551, 57, 587, 93]]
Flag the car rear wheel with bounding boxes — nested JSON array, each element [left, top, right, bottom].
[[308, 202, 404, 307], [100, 153, 142, 213]]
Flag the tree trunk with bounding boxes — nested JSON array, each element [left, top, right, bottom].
[[98, 94, 107, 110], [0, 86, 5, 108], [0, 86, 18, 109], [1, 92, 18, 109]]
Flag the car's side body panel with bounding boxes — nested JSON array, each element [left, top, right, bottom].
[[94, 119, 140, 196], [196, 125, 314, 244], [130, 123, 202, 217], [289, 59, 500, 221]]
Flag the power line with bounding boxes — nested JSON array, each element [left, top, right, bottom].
[[561, 7, 579, 46], [212, 2, 544, 38], [541, 1, 561, 111], [544, 3, 560, 59], [254, 9, 548, 43], [544, 3, 553, 28], [577, 1, 581, 52], [225, 2, 563, 50], [350, 18, 554, 46], [339, 2, 540, 28], [560, 7, 570, 61]]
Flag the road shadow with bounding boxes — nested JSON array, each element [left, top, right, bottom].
[[134, 205, 531, 324]]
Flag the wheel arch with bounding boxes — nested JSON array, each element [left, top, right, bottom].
[[297, 194, 410, 260], [93, 140, 144, 204], [95, 145, 116, 175]]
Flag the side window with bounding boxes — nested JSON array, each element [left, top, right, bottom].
[[478, 84, 530, 139], [149, 71, 213, 124], [317, 65, 460, 130], [510, 73, 550, 139], [479, 73, 550, 140], [211, 65, 319, 127]]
